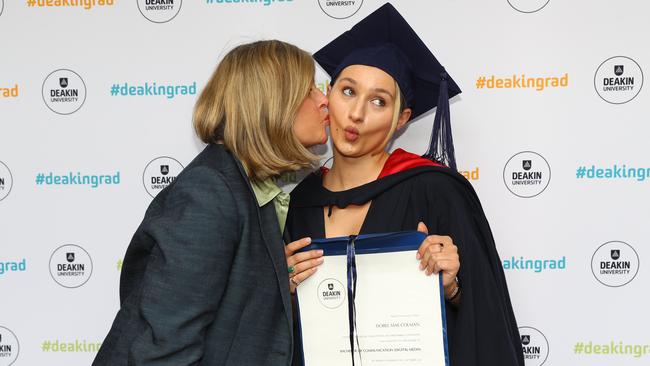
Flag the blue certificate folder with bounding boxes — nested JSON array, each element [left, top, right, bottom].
[[295, 231, 450, 366]]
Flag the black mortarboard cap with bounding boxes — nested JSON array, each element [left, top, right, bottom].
[[314, 2, 462, 170]]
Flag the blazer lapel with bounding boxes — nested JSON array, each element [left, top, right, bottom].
[[233, 159, 295, 349]]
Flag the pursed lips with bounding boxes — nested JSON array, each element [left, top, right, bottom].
[[344, 126, 360, 142]]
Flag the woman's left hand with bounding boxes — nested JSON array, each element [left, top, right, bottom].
[[416, 222, 460, 298]]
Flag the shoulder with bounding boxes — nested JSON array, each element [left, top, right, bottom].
[[378, 149, 467, 196], [172, 144, 250, 196], [413, 168, 468, 189], [406, 168, 483, 209], [289, 171, 324, 204], [146, 145, 249, 217], [183, 144, 242, 179]]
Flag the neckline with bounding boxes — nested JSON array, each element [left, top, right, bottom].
[[319, 152, 394, 238], [318, 148, 442, 194], [322, 196, 376, 239], [318, 152, 390, 194], [317, 149, 444, 238]]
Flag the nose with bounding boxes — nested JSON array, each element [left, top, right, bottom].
[[315, 87, 328, 110], [348, 97, 364, 123]]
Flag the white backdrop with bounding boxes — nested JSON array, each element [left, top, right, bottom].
[[1, 0, 648, 365]]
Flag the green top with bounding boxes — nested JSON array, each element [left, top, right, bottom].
[[250, 177, 290, 233]]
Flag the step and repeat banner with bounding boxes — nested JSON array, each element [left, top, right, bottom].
[[1, 0, 648, 365]]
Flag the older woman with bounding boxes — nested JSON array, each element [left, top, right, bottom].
[[94, 40, 329, 366]]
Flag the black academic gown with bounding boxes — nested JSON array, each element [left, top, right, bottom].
[[286, 152, 524, 366]]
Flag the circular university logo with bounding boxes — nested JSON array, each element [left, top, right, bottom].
[[594, 56, 644, 104], [519, 326, 549, 366], [0, 161, 13, 202], [591, 241, 640, 287], [0, 326, 19, 366], [42, 69, 87, 115], [137, 0, 182, 23], [143, 156, 184, 198], [507, 0, 550, 13], [49, 244, 93, 288], [0, 0, 5, 18], [503, 151, 551, 198], [318, 0, 363, 19], [317, 278, 345, 309]]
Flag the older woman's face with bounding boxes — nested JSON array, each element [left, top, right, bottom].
[[328, 65, 406, 158], [293, 84, 329, 148]]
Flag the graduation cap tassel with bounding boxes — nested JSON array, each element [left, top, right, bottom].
[[423, 72, 457, 171]]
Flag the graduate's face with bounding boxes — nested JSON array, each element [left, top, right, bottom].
[[328, 65, 411, 158], [293, 83, 330, 148]]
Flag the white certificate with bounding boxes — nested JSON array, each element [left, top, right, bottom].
[[296, 232, 448, 366]]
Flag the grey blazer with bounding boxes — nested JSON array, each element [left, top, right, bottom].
[[93, 144, 293, 366]]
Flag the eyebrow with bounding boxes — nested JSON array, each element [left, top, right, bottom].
[[339, 77, 357, 84], [338, 77, 395, 99], [373, 87, 394, 99]]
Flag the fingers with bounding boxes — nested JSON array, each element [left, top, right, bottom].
[[416, 235, 459, 277], [288, 250, 324, 283], [419, 244, 434, 269], [293, 265, 319, 284], [425, 255, 458, 276], [423, 251, 453, 271], [417, 221, 428, 235], [285, 237, 312, 257], [289, 263, 320, 294], [287, 249, 323, 267], [416, 235, 449, 259], [290, 256, 324, 276], [424, 235, 454, 248], [287, 242, 324, 294], [417, 235, 455, 260]]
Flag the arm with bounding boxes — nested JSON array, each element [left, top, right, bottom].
[[426, 174, 524, 366], [416, 222, 461, 306], [285, 237, 323, 294], [128, 167, 240, 366]]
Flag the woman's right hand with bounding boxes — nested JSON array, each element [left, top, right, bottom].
[[285, 237, 324, 294]]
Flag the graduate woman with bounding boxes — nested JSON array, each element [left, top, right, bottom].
[[284, 4, 524, 366], [93, 40, 329, 366]]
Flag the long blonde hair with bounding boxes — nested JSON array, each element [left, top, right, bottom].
[[193, 40, 318, 181]]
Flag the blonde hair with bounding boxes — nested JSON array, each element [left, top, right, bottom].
[[193, 40, 318, 181], [381, 81, 407, 147]]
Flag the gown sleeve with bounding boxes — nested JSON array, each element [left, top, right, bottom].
[[421, 173, 524, 366]]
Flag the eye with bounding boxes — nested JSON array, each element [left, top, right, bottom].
[[371, 98, 386, 107], [342, 87, 354, 97]]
